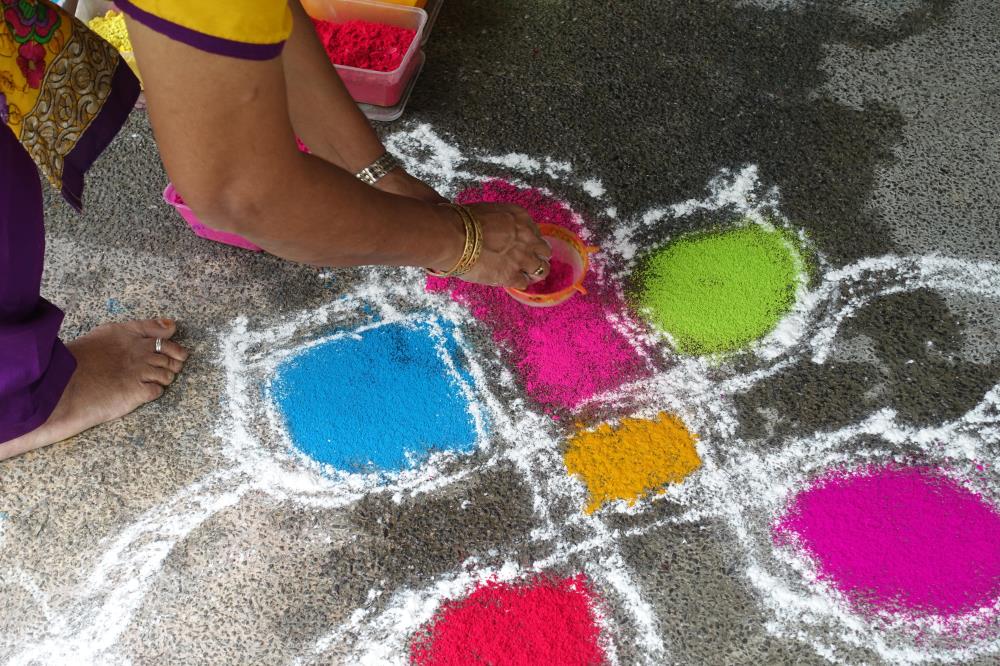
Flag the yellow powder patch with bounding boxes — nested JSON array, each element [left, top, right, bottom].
[[564, 413, 700, 514]]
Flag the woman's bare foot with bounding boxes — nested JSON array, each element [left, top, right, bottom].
[[0, 319, 189, 461]]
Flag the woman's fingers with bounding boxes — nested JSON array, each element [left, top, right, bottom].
[[510, 270, 533, 291], [519, 250, 550, 283], [531, 237, 552, 261]]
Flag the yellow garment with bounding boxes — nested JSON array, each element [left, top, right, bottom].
[[1, 0, 140, 208], [119, 0, 292, 55], [0, 4, 76, 143]]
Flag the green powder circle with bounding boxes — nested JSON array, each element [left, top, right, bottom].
[[635, 224, 803, 355]]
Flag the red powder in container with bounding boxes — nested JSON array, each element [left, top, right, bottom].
[[312, 19, 415, 71], [524, 258, 576, 295], [427, 180, 652, 411], [409, 574, 606, 666]]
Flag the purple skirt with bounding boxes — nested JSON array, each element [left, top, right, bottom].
[[1, 0, 139, 443]]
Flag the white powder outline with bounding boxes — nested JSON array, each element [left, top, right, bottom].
[[6, 124, 999, 666]]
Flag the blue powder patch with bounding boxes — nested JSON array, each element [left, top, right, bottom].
[[273, 320, 480, 473], [106, 298, 128, 315]]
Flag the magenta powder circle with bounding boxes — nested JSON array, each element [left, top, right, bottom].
[[773, 464, 1000, 617]]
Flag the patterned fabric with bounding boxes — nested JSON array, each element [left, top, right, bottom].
[[117, 0, 292, 60], [1, 0, 139, 210]]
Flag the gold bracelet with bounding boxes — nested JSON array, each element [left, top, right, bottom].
[[449, 205, 483, 276], [464, 209, 483, 274], [427, 205, 483, 277], [456, 206, 483, 275], [427, 206, 476, 277]]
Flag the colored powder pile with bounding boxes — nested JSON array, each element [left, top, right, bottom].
[[410, 574, 605, 666], [427, 180, 650, 411], [564, 413, 700, 514], [312, 19, 415, 71], [524, 258, 575, 295], [87, 10, 141, 84], [273, 320, 478, 472], [773, 464, 1000, 617], [88, 11, 132, 53], [634, 225, 802, 355]]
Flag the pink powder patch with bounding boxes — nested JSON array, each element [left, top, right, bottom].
[[524, 258, 575, 295], [773, 464, 1000, 617], [409, 574, 606, 666], [427, 180, 651, 410]]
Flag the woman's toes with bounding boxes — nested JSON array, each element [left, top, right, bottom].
[[148, 353, 184, 374], [141, 382, 166, 401], [143, 365, 177, 386], [131, 318, 177, 340], [158, 339, 189, 363]]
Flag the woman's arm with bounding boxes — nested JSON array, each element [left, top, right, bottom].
[[124, 16, 550, 286], [280, 0, 444, 202], [281, 0, 377, 171]]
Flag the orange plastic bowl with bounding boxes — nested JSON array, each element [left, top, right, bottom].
[[505, 224, 598, 308]]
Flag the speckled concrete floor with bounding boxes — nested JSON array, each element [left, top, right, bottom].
[[2, 0, 999, 664]]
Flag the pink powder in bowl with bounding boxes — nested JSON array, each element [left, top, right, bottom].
[[427, 180, 651, 411], [773, 464, 1000, 617], [524, 258, 576, 295]]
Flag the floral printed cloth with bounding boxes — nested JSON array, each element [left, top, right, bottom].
[[1, 0, 139, 210]]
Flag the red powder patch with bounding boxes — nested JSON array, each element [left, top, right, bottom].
[[524, 258, 576, 294], [427, 180, 651, 411], [312, 19, 415, 72], [410, 574, 606, 666]]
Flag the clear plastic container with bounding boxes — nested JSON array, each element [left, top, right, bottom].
[[304, 0, 426, 107], [342, 0, 441, 45], [358, 50, 424, 121], [418, 0, 442, 45]]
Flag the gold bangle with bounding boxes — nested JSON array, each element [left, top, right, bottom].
[[447, 205, 474, 276], [427, 204, 482, 277], [458, 208, 483, 276], [448, 205, 483, 276]]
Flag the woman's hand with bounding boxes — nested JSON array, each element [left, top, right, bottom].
[[455, 203, 553, 289], [375, 168, 448, 203], [370, 175, 552, 289]]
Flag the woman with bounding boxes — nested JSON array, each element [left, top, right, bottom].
[[0, 0, 551, 460]]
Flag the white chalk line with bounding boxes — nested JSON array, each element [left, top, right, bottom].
[[296, 129, 1000, 664], [9, 124, 1000, 665]]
